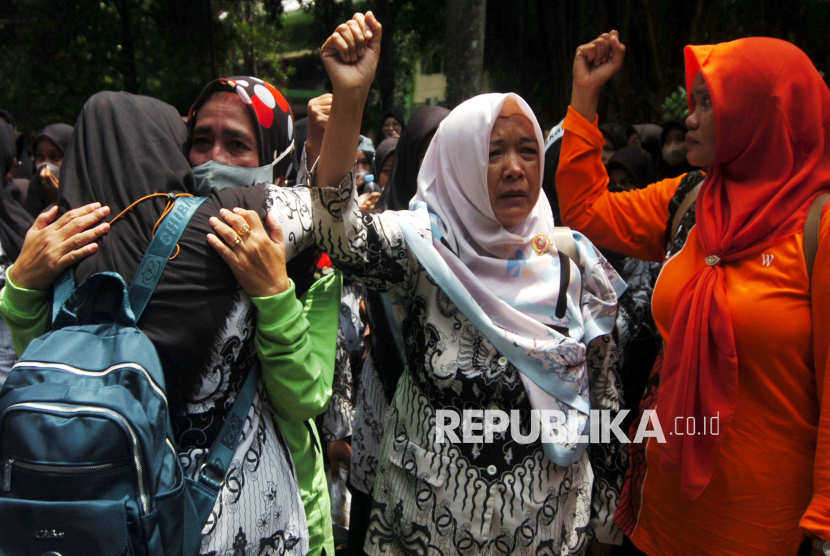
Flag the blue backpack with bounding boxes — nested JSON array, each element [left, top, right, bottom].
[[0, 196, 259, 556]]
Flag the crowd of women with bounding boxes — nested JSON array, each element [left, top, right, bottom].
[[0, 10, 827, 556]]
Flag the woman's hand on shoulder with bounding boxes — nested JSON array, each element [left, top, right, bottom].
[[9, 203, 110, 291], [208, 207, 291, 298], [320, 12, 382, 97]]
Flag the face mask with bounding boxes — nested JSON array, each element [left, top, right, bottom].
[[192, 140, 294, 195], [37, 162, 60, 181]]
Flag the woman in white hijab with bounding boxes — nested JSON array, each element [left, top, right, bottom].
[[311, 13, 626, 555]]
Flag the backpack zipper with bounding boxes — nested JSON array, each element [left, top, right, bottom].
[[3, 459, 116, 491], [1, 402, 150, 515], [11, 362, 167, 407]]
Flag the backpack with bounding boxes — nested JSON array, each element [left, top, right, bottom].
[[0, 196, 258, 556], [670, 183, 829, 281]]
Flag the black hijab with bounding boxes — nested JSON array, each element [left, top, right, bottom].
[[658, 119, 696, 179], [543, 135, 563, 225], [0, 110, 16, 129], [627, 123, 663, 168], [380, 107, 406, 137], [188, 76, 295, 184], [599, 123, 627, 151], [374, 137, 397, 182], [34, 124, 74, 159], [606, 145, 656, 189], [287, 116, 309, 185], [24, 123, 75, 217], [0, 122, 32, 261], [379, 106, 450, 211]]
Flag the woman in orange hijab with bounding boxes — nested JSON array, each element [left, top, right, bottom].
[[556, 32, 830, 555]]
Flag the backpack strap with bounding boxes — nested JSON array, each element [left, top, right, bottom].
[[51, 268, 75, 324], [50, 196, 207, 324], [670, 178, 704, 241], [128, 196, 207, 322], [804, 193, 830, 283], [552, 227, 577, 321], [553, 227, 577, 262], [187, 360, 261, 526]]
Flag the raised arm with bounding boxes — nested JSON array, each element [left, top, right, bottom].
[[557, 32, 681, 263], [311, 13, 420, 292], [316, 12, 381, 191]]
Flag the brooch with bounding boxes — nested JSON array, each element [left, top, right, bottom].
[[532, 234, 552, 255]]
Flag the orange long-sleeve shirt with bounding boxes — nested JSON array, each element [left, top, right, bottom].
[[558, 106, 830, 556]]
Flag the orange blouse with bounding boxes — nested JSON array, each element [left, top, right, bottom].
[[558, 106, 830, 555]]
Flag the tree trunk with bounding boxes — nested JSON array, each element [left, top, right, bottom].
[[374, 0, 397, 111], [113, 0, 138, 93], [445, 0, 487, 108]]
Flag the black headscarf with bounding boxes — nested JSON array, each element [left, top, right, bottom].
[[627, 123, 663, 168], [380, 107, 406, 137], [606, 145, 656, 189], [0, 110, 15, 129], [0, 122, 32, 261], [0, 122, 14, 176], [658, 119, 696, 179], [188, 76, 295, 184], [379, 106, 450, 211], [33, 123, 74, 159], [287, 116, 309, 185], [599, 123, 627, 151], [374, 137, 397, 182], [543, 136, 563, 225], [24, 123, 75, 217]]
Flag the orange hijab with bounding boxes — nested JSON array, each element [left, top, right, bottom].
[[659, 37, 830, 500]]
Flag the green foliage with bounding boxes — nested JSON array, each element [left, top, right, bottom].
[[662, 87, 689, 122], [215, 0, 292, 87], [0, 0, 292, 137], [3, 0, 829, 140]]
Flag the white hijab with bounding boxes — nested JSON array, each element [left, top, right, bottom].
[[396, 93, 624, 464]]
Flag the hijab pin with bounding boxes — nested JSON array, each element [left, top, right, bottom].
[[532, 234, 552, 255], [706, 255, 721, 266]]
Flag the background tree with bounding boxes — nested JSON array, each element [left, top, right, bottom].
[[445, 0, 486, 108], [0, 0, 828, 140]]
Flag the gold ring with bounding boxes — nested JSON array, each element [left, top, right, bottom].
[[238, 224, 252, 237], [232, 236, 242, 247]]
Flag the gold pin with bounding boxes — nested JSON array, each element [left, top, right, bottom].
[[532, 234, 552, 255]]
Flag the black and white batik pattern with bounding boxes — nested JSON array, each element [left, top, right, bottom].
[[309, 171, 624, 556], [323, 281, 365, 442], [178, 184, 317, 556], [350, 352, 390, 495]]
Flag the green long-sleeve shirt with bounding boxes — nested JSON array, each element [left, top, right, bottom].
[[0, 267, 340, 556]]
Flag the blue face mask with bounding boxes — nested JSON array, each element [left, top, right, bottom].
[[191, 140, 294, 196]]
